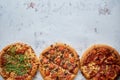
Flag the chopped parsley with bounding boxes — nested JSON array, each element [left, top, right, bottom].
[[4, 46, 31, 76]]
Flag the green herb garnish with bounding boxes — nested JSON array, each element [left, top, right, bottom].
[[4, 46, 31, 76]]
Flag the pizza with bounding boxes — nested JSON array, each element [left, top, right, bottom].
[[80, 44, 120, 80], [39, 43, 79, 80], [0, 42, 39, 80]]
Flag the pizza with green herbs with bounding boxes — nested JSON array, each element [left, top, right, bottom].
[[0, 42, 39, 80], [39, 43, 79, 80]]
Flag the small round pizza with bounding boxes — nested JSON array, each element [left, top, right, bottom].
[[80, 44, 120, 80], [0, 42, 39, 80], [39, 43, 79, 80]]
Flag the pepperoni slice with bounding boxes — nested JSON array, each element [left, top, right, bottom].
[[105, 56, 116, 64], [94, 73, 106, 80], [59, 46, 64, 51], [64, 52, 69, 58], [15, 76, 25, 80], [51, 73, 57, 79], [1, 56, 6, 65], [93, 73, 100, 80], [16, 47, 28, 54], [94, 73, 101, 79], [43, 58, 49, 64], [89, 71, 96, 78], [56, 57, 61, 65], [97, 48, 108, 54], [94, 54, 105, 65], [91, 49, 97, 54], [58, 71, 64, 78], [49, 63, 55, 69], [49, 49, 55, 54], [106, 69, 116, 79], [100, 64, 106, 71], [63, 64, 67, 69], [85, 54, 95, 64], [45, 70, 50, 76], [16, 50, 25, 54], [113, 65, 120, 73], [66, 74, 71, 80], [70, 57, 74, 63]]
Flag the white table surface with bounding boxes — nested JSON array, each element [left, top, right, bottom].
[[0, 0, 120, 80]]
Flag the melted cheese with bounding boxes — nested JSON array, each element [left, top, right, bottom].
[[82, 62, 100, 78]]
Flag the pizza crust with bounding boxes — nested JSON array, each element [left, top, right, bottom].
[[80, 44, 120, 80], [0, 42, 39, 80]]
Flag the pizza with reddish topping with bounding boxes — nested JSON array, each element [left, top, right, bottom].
[[0, 42, 39, 80], [80, 44, 120, 80], [39, 43, 79, 80]]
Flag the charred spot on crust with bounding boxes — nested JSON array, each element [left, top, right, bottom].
[[50, 45, 53, 48], [56, 76, 59, 80], [64, 44, 66, 46]]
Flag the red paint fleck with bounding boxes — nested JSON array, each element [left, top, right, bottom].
[[28, 2, 35, 8]]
